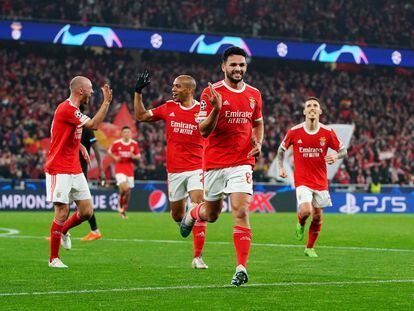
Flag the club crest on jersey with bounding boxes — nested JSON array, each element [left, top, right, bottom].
[[75, 110, 83, 119], [249, 97, 256, 110], [320, 137, 326, 146], [200, 100, 207, 111]]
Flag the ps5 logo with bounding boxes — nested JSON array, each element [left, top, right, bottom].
[[53, 24, 123, 48], [312, 43, 368, 64], [339, 193, 406, 214], [189, 35, 252, 56]]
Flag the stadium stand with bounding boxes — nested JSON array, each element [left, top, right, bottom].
[[0, 42, 412, 184]]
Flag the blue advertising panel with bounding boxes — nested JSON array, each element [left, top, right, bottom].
[[1, 20, 414, 67], [0, 184, 297, 213], [328, 193, 414, 214]]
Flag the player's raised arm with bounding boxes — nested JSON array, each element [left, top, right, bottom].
[[134, 70, 152, 122], [199, 83, 222, 138], [85, 84, 113, 129]]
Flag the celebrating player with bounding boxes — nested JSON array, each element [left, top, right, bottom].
[[134, 72, 209, 269], [45, 76, 112, 268], [108, 126, 141, 219], [277, 97, 347, 258], [180, 47, 264, 286]]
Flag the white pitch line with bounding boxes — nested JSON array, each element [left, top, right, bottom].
[[0, 279, 413, 297], [2, 234, 414, 253]]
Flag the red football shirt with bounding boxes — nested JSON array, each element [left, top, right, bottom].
[[150, 100, 203, 173], [109, 139, 140, 177], [281, 123, 343, 190], [199, 80, 263, 171], [45, 99, 90, 174]]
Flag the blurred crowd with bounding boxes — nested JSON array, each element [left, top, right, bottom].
[[2, 0, 414, 48], [0, 43, 413, 185]]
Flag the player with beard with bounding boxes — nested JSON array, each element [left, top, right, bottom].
[[180, 47, 264, 285], [45, 76, 112, 268], [277, 97, 347, 257], [134, 73, 209, 269]]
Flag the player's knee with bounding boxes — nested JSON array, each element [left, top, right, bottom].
[[206, 211, 219, 223], [79, 209, 93, 220], [234, 207, 249, 221], [170, 210, 184, 222], [312, 214, 323, 224]]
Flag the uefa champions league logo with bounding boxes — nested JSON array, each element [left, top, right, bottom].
[[53, 24, 123, 48], [312, 43, 368, 64], [189, 35, 252, 56], [276, 42, 288, 57], [150, 33, 163, 49], [109, 193, 120, 210], [391, 51, 402, 65]]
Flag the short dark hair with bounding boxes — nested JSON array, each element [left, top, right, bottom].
[[305, 97, 321, 105], [121, 126, 131, 131], [222, 46, 247, 63]]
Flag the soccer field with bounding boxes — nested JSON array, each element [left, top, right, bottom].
[[0, 212, 413, 310]]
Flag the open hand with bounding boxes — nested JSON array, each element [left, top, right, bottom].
[[135, 70, 151, 93], [101, 84, 113, 104], [207, 82, 222, 110]]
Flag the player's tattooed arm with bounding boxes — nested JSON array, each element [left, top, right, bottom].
[[85, 84, 113, 129], [199, 83, 222, 138], [325, 147, 347, 165], [277, 145, 287, 178], [248, 121, 264, 158], [134, 71, 153, 122]]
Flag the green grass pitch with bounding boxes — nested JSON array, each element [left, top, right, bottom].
[[0, 212, 413, 310]]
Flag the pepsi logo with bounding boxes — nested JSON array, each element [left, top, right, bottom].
[[148, 190, 167, 212]]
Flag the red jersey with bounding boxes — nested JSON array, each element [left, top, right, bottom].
[[109, 139, 140, 177], [45, 99, 90, 174], [199, 80, 263, 171], [150, 100, 203, 173], [281, 122, 343, 190]]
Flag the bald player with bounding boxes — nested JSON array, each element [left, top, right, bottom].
[[45, 76, 112, 268], [134, 72, 209, 269]]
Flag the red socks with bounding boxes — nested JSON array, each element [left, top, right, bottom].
[[307, 220, 322, 248], [190, 202, 204, 221], [192, 221, 207, 258], [233, 226, 252, 268], [50, 218, 64, 261], [62, 211, 84, 234]]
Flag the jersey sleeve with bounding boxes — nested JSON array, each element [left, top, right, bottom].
[[63, 105, 91, 126], [329, 129, 344, 152], [197, 88, 213, 123], [133, 143, 141, 156], [149, 103, 168, 121], [280, 129, 294, 150], [108, 142, 117, 155], [252, 92, 263, 123]]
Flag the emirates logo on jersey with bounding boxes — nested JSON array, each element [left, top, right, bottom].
[[249, 97, 256, 110], [320, 137, 326, 146]]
